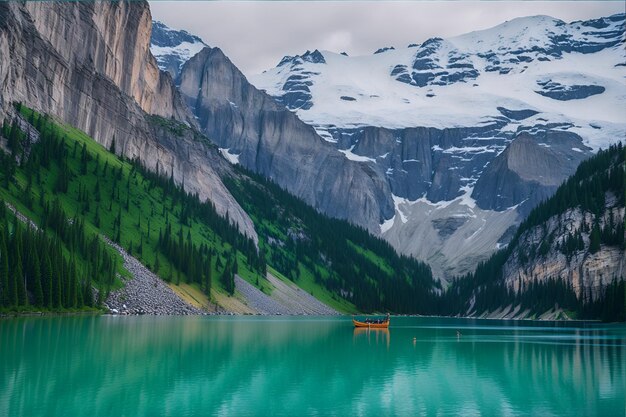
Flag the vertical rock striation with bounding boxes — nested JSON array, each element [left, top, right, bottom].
[[0, 1, 257, 241], [178, 47, 394, 232]]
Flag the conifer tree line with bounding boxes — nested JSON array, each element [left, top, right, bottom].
[[441, 143, 625, 321], [0, 201, 108, 310]]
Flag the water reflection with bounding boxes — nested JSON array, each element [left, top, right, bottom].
[[0, 316, 624, 416], [353, 327, 390, 348]]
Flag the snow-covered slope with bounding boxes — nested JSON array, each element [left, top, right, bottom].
[[251, 14, 625, 149], [249, 13, 625, 279], [150, 21, 207, 80]]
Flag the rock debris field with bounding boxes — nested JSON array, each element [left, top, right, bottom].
[[103, 237, 202, 315]]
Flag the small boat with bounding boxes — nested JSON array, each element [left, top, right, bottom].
[[352, 314, 390, 329]]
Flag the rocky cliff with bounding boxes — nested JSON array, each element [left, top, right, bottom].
[[0, 1, 257, 241], [329, 123, 592, 279], [472, 132, 591, 215], [150, 20, 207, 81], [178, 47, 394, 232], [503, 201, 625, 301]]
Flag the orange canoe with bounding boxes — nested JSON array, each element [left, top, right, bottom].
[[352, 316, 390, 329]]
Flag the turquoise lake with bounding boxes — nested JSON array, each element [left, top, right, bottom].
[[1, 316, 624, 416]]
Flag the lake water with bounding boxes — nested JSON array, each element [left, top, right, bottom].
[[1, 316, 624, 416]]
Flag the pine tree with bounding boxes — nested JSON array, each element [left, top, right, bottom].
[[32, 251, 43, 307], [69, 260, 78, 308], [94, 204, 100, 228], [53, 257, 62, 309], [589, 223, 601, 254], [80, 143, 88, 174], [14, 245, 26, 307], [204, 254, 212, 295], [42, 254, 53, 308], [0, 229, 9, 307]]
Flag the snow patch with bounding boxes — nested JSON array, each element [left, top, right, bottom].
[[151, 42, 206, 68], [392, 195, 410, 223], [458, 185, 477, 209], [380, 215, 396, 234], [219, 148, 240, 164], [338, 145, 376, 162]]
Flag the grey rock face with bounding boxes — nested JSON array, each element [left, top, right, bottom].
[[325, 121, 594, 280], [473, 132, 592, 215], [502, 203, 625, 301], [327, 122, 511, 204], [535, 80, 606, 100], [0, 1, 257, 241], [178, 47, 394, 232], [431, 217, 467, 238]]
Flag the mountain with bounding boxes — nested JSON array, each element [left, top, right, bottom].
[[441, 143, 625, 321], [1, 1, 622, 318], [150, 20, 207, 80], [0, 1, 257, 241], [250, 13, 626, 279], [176, 47, 394, 234], [0, 105, 438, 314]]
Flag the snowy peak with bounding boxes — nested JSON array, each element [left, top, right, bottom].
[[269, 50, 327, 110], [278, 49, 326, 67], [150, 20, 208, 80], [151, 21, 205, 48], [374, 46, 396, 54], [251, 12, 625, 140], [451, 13, 624, 55], [396, 13, 625, 88]]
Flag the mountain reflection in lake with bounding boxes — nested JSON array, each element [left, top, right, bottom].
[[0, 316, 624, 416]]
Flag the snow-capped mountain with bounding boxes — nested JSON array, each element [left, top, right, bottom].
[[252, 14, 624, 140], [150, 21, 207, 80], [249, 13, 625, 279], [146, 14, 624, 280]]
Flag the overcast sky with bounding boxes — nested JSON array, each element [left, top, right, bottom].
[[150, 1, 624, 75]]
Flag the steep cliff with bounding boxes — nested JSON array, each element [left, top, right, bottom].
[[444, 143, 625, 320], [499, 143, 625, 302], [178, 47, 394, 232], [0, 1, 257, 241], [503, 204, 624, 300], [472, 132, 591, 215]]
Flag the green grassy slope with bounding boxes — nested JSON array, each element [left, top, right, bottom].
[[0, 106, 266, 311]]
